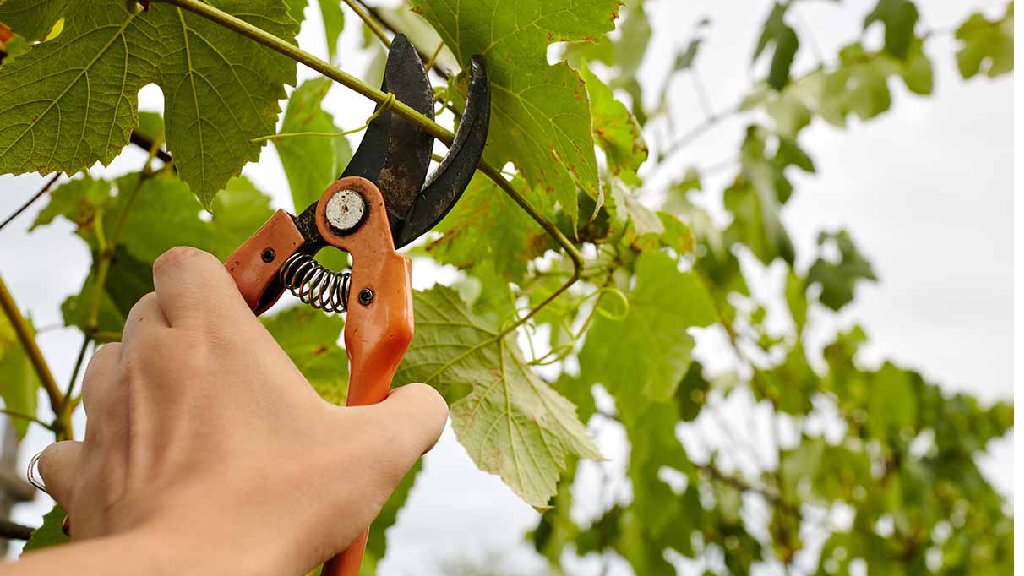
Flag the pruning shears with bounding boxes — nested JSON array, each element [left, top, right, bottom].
[[223, 35, 490, 576]]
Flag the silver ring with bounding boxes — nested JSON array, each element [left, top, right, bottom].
[[27, 451, 47, 494]]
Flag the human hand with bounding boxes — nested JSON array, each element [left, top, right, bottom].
[[33, 247, 448, 576]]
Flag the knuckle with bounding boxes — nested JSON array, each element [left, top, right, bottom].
[[153, 246, 217, 274]]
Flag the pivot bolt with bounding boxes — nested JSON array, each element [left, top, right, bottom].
[[325, 189, 367, 234], [261, 247, 276, 263]]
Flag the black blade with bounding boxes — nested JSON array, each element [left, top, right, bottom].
[[395, 56, 490, 248], [341, 34, 433, 225]]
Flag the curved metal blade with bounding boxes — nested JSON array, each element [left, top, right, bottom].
[[395, 56, 490, 248], [341, 34, 434, 226]]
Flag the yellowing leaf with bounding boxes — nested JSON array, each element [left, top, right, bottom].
[[397, 287, 599, 508], [0, 0, 298, 207], [407, 0, 619, 222]]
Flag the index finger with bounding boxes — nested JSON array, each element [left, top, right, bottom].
[[152, 247, 253, 328]]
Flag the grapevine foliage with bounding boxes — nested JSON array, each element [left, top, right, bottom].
[[0, 0, 1014, 574]]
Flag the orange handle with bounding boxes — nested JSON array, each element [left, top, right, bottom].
[[225, 178, 413, 576], [319, 178, 414, 576]]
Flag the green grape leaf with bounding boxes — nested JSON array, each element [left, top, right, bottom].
[[563, 0, 651, 125], [762, 345, 817, 416], [817, 41, 933, 126], [723, 126, 811, 265], [0, 0, 298, 207], [806, 229, 877, 311], [581, 65, 648, 186], [754, 2, 799, 90], [396, 286, 600, 508], [317, 0, 344, 61], [579, 251, 717, 421], [863, 0, 920, 60], [0, 314, 39, 438], [0, 0, 64, 42], [134, 111, 166, 145], [955, 3, 1014, 79], [263, 305, 348, 404], [675, 361, 708, 422], [276, 78, 352, 212], [33, 172, 273, 333], [867, 362, 917, 441], [22, 505, 69, 553], [408, 0, 619, 222], [427, 175, 551, 282]]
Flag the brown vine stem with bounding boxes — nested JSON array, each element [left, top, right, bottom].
[[0, 274, 63, 420], [155, 0, 585, 333]]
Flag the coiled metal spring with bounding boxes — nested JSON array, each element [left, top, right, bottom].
[[279, 252, 351, 313]]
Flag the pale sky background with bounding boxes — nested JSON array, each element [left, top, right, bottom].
[[0, 0, 1013, 575]]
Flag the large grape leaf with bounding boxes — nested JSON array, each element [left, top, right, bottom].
[[407, 0, 619, 222], [0, 0, 298, 207], [396, 286, 599, 508], [578, 251, 717, 422]]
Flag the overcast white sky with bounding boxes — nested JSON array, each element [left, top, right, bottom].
[[0, 0, 1012, 574]]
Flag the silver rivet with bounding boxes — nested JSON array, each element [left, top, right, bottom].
[[325, 189, 366, 233]]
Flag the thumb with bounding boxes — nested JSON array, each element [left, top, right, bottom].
[[371, 383, 449, 456], [36, 441, 84, 511]]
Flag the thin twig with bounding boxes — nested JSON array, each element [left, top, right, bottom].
[[0, 274, 64, 434], [0, 173, 60, 233]]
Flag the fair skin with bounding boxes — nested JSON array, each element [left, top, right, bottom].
[[1, 247, 448, 576]]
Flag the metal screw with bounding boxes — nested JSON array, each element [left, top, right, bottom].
[[261, 248, 276, 263], [358, 288, 374, 306]]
